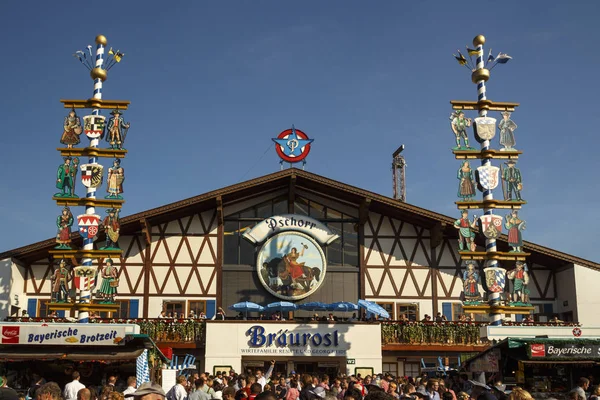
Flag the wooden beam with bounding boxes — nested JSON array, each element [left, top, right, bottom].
[[450, 99, 519, 112], [359, 198, 371, 226], [288, 174, 296, 213], [430, 222, 446, 249], [60, 99, 130, 110], [53, 197, 125, 209], [57, 147, 128, 159], [216, 196, 223, 226], [140, 219, 151, 245]]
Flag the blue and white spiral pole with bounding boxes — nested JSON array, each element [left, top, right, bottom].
[[79, 35, 107, 323], [472, 35, 502, 326]]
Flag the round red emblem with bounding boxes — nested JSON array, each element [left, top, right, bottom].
[[573, 327, 582, 337], [272, 127, 314, 163]]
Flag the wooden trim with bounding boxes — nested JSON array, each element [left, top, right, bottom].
[[143, 221, 152, 317], [187, 299, 207, 316], [383, 344, 489, 352], [430, 245, 439, 316], [359, 199, 369, 299], [216, 206, 224, 308]]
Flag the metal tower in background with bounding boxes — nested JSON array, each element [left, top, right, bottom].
[[392, 144, 406, 202]]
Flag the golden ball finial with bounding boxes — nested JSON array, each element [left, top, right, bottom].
[[90, 67, 107, 82], [473, 35, 486, 46], [95, 35, 108, 46]]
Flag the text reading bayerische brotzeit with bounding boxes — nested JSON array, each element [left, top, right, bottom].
[[27, 327, 119, 344]]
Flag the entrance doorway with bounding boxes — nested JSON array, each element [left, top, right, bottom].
[[294, 362, 339, 377]]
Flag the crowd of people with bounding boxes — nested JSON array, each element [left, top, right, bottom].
[[5, 365, 598, 400]]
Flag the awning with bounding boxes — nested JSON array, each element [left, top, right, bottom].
[[0, 333, 170, 363]]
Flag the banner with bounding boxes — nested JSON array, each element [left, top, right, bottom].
[[530, 343, 600, 359], [0, 323, 139, 346], [243, 214, 339, 245]]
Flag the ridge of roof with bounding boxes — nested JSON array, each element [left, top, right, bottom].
[[1, 168, 599, 270]]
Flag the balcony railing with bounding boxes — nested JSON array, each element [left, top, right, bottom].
[[381, 321, 487, 345]]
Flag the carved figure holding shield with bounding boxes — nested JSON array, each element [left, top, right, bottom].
[[454, 210, 477, 251], [106, 109, 130, 150], [498, 111, 517, 151], [105, 159, 125, 199], [51, 258, 73, 303], [505, 210, 525, 252], [457, 161, 476, 201], [507, 261, 530, 304], [60, 110, 83, 148], [450, 111, 474, 150], [55, 206, 74, 249], [97, 258, 118, 303], [102, 208, 121, 250], [462, 260, 482, 304], [501, 160, 523, 201]]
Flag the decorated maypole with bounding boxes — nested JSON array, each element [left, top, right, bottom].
[[50, 35, 131, 323], [452, 35, 533, 326]]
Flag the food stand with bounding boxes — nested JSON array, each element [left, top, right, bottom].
[[463, 338, 600, 399], [0, 322, 167, 394]]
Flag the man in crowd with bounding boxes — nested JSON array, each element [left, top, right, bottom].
[[571, 377, 590, 400], [123, 377, 138, 397], [64, 372, 86, 400], [134, 382, 166, 400], [189, 379, 210, 400]]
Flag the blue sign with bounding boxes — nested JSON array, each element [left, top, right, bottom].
[[247, 325, 339, 348]]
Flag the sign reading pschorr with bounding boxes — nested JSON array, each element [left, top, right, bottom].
[[243, 215, 339, 245], [530, 343, 600, 359], [0, 323, 139, 346], [244, 325, 346, 356]]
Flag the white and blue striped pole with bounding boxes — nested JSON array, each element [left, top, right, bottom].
[[472, 35, 502, 326], [79, 35, 107, 323]]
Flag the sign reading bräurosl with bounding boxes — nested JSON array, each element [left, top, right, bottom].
[[0, 323, 139, 346]]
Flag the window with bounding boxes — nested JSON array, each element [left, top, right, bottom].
[[37, 300, 51, 318], [377, 303, 394, 319], [397, 304, 419, 321], [164, 301, 185, 317], [223, 197, 358, 266], [452, 303, 463, 321], [115, 300, 130, 319], [188, 300, 206, 317], [404, 362, 420, 377], [383, 362, 397, 375]]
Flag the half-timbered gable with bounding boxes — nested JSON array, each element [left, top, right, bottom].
[[1, 168, 597, 325]]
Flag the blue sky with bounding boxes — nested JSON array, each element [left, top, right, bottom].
[[1, 1, 599, 262]]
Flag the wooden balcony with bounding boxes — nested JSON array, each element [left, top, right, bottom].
[[381, 321, 489, 351]]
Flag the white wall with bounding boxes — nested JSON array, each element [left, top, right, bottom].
[[573, 264, 600, 327], [555, 267, 577, 319], [205, 322, 382, 375]]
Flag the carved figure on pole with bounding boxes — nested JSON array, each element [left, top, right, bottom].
[[462, 260, 482, 304], [505, 210, 525, 252], [498, 111, 517, 151], [55, 206, 74, 249], [102, 208, 121, 250], [106, 109, 130, 150], [105, 159, 124, 199], [51, 259, 73, 303], [501, 160, 523, 201], [97, 258, 118, 303], [457, 160, 476, 201], [450, 111, 475, 150], [54, 157, 80, 198], [60, 110, 83, 148], [506, 261, 530, 305], [454, 210, 477, 251]]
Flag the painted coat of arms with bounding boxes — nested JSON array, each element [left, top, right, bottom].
[[83, 115, 106, 140], [476, 165, 500, 191], [257, 231, 326, 301], [483, 267, 506, 293], [81, 164, 104, 188], [479, 215, 503, 239], [474, 117, 497, 141]]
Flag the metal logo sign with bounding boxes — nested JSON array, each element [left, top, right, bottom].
[[257, 231, 326, 301], [81, 164, 104, 188], [272, 126, 314, 163], [479, 215, 503, 239], [474, 116, 496, 141], [83, 115, 106, 140], [477, 165, 500, 190]]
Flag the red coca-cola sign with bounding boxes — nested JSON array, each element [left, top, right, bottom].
[[530, 343, 545, 357], [2, 326, 20, 344]]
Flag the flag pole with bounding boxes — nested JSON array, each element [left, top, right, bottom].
[[471, 35, 502, 327], [78, 35, 107, 323]]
